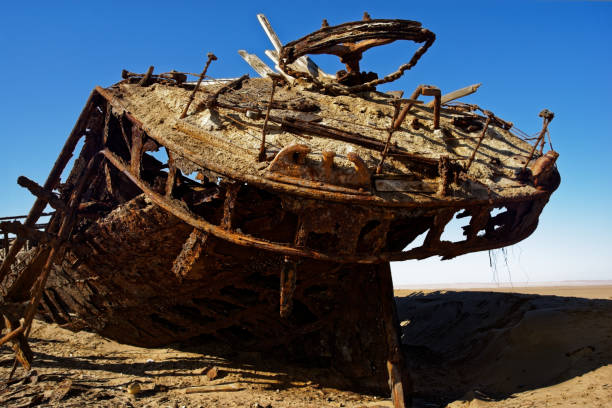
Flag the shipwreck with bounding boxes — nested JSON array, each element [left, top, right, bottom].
[[0, 14, 560, 407]]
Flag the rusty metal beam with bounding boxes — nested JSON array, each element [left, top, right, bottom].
[[259, 74, 281, 162], [521, 109, 555, 175], [171, 229, 209, 281], [465, 116, 492, 171], [377, 262, 411, 408], [0, 152, 103, 349], [0, 90, 102, 284], [0, 222, 61, 246], [377, 100, 403, 174], [17, 176, 66, 211]]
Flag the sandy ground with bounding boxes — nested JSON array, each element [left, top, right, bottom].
[[1, 285, 610, 407]]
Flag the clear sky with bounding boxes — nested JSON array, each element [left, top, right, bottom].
[[1, 1, 610, 285]]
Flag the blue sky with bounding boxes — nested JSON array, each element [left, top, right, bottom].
[[1, 1, 610, 285]]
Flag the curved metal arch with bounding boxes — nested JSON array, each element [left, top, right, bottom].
[[279, 19, 435, 93]]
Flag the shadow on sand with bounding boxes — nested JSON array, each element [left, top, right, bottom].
[[2, 290, 610, 407], [396, 290, 612, 405]]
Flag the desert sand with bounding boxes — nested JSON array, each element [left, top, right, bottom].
[[1, 284, 610, 407]]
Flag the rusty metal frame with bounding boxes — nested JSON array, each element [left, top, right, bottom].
[[279, 19, 436, 93]]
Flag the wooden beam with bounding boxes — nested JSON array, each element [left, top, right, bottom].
[[256, 14, 283, 52], [238, 50, 275, 78], [264, 50, 295, 83], [257, 14, 333, 80], [427, 83, 481, 107]]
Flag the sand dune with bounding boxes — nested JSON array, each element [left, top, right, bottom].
[[396, 286, 612, 407]]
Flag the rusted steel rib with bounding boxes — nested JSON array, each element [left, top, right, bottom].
[[279, 258, 297, 318], [130, 125, 144, 177], [166, 149, 177, 197], [0, 90, 102, 284], [465, 116, 492, 171], [280, 221, 307, 318], [100, 148, 548, 264], [377, 100, 403, 174], [393, 85, 440, 130], [0, 152, 103, 349], [0, 213, 53, 221], [172, 229, 209, 281], [221, 182, 241, 230], [377, 263, 411, 408]]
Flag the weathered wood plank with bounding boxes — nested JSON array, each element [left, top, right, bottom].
[[427, 83, 481, 107], [238, 50, 275, 78]]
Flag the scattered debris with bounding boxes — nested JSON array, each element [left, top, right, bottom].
[[205, 366, 220, 381], [183, 383, 242, 394]]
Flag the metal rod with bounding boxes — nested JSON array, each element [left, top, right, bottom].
[[521, 110, 554, 174], [138, 66, 154, 87], [17, 176, 66, 211], [465, 116, 492, 171], [433, 93, 441, 129], [179, 53, 217, 119], [259, 75, 280, 162], [392, 84, 423, 130], [376, 101, 403, 174], [0, 213, 54, 221]]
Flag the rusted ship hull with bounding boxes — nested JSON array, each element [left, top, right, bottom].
[[0, 16, 561, 406], [42, 197, 394, 390], [1, 85, 557, 392]]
